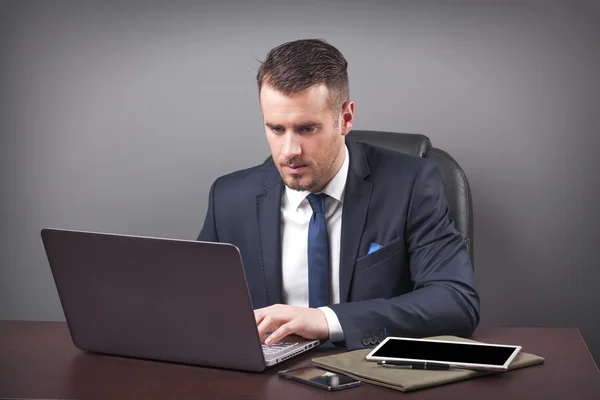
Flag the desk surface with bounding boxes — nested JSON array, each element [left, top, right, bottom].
[[1, 322, 599, 399]]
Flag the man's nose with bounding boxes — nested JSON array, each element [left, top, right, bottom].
[[281, 133, 301, 159]]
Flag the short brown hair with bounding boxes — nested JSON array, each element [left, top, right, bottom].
[[256, 39, 349, 119]]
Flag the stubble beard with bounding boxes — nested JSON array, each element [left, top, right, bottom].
[[281, 142, 342, 192], [279, 124, 344, 192], [284, 170, 320, 192]]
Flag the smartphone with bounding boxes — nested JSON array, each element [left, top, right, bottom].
[[278, 367, 361, 391]]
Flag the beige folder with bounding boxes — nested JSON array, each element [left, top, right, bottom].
[[311, 335, 545, 392]]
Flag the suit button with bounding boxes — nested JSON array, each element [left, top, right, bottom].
[[362, 338, 370, 346], [377, 335, 385, 344], [369, 336, 378, 345]]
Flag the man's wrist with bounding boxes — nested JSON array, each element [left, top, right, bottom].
[[318, 306, 345, 342]]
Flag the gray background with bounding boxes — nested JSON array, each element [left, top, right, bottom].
[[1, 0, 599, 365]]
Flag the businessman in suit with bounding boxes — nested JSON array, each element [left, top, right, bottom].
[[198, 39, 480, 350]]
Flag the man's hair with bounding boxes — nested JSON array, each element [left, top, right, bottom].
[[256, 39, 349, 119]]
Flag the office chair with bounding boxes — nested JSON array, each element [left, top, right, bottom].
[[347, 130, 474, 267]]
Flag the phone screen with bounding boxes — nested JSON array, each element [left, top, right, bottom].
[[279, 367, 360, 391]]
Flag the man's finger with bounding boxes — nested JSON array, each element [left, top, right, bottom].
[[257, 315, 277, 341], [254, 309, 266, 325], [265, 321, 294, 345]]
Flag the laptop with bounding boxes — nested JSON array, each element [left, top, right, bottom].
[[40, 228, 322, 372]]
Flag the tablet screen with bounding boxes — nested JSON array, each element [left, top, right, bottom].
[[369, 338, 519, 367]]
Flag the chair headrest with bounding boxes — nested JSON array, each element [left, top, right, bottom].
[[347, 130, 431, 158]]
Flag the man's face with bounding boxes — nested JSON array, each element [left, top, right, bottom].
[[260, 83, 352, 192]]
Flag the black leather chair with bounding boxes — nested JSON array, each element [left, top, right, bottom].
[[347, 130, 474, 267]]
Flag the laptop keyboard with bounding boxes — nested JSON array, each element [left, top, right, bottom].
[[262, 341, 298, 356]]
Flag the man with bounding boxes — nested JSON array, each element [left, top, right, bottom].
[[198, 39, 480, 351]]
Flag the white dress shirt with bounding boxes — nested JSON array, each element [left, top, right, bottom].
[[280, 145, 349, 342]]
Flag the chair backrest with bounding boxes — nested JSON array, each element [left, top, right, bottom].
[[347, 130, 474, 266]]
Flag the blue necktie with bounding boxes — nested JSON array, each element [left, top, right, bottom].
[[306, 193, 330, 308]]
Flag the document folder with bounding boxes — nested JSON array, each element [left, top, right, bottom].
[[311, 335, 544, 392]]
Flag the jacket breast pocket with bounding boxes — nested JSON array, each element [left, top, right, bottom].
[[355, 236, 405, 271]]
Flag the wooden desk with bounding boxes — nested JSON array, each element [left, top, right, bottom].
[[1, 322, 599, 399]]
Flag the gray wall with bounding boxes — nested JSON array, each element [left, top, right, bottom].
[[2, 0, 599, 364]]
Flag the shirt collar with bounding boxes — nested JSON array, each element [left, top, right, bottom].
[[285, 145, 350, 211]]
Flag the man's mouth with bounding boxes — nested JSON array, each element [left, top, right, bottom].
[[283, 164, 307, 173]]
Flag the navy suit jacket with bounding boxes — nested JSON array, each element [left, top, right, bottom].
[[198, 139, 480, 350]]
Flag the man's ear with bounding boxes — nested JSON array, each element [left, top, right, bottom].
[[341, 101, 355, 136]]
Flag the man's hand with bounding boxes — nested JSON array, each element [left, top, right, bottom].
[[254, 304, 329, 345]]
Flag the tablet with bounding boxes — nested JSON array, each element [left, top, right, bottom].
[[365, 337, 522, 371]]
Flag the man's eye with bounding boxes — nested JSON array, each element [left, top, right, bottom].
[[300, 127, 314, 133], [271, 127, 284, 133]]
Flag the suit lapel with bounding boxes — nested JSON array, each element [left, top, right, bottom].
[[340, 141, 372, 302], [256, 165, 284, 306]]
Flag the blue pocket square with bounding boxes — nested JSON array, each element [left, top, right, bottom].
[[368, 242, 383, 254]]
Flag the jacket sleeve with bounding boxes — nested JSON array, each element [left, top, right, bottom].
[[329, 161, 481, 350], [197, 179, 219, 242]]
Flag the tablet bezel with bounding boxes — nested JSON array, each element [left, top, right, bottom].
[[365, 336, 522, 371]]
